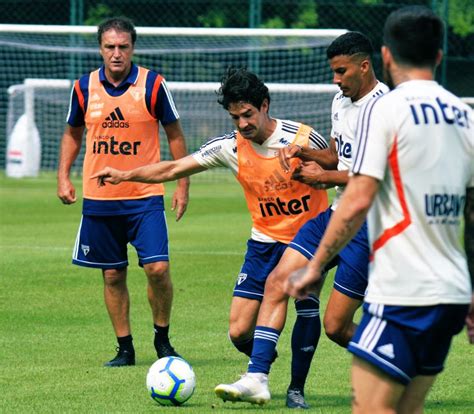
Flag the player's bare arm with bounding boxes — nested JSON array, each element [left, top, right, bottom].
[[57, 125, 85, 204], [464, 187, 474, 344], [278, 137, 338, 172], [292, 161, 349, 189], [285, 174, 378, 299], [92, 155, 207, 186], [164, 120, 190, 221]]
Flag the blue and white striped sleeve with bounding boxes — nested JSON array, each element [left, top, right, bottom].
[[351, 96, 391, 180], [192, 132, 236, 169]]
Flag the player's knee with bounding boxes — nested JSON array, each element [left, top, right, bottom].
[[323, 315, 348, 347], [264, 268, 287, 298], [228, 322, 251, 343], [103, 268, 126, 287], [145, 262, 170, 285]]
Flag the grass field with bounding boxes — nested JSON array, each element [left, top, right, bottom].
[[1, 174, 473, 413]]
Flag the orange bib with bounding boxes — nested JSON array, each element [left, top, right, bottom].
[[236, 124, 328, 243], [83, 67, 165, 200]]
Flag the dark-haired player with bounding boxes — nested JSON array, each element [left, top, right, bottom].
[[287, 7, 474, 413], [213, 31, 388, 407], [92, 66, 329, 408]]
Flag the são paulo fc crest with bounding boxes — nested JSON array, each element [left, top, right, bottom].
[[81, 244, 90, 256], [237, 273, 247, 285]]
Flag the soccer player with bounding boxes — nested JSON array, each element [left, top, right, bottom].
[[286, 6, 474, 413], [57, 17, 189, 367], [214, 31, 388, 407], [92, 66, 329, 408]]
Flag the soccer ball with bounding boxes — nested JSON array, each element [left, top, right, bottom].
[[146, 356, 196, 406]]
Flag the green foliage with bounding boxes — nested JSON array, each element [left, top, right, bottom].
[[197, 10, 227, 28], [261, 16, 286, 29], [292, 1, 319, 29], [1, 175, 473, 413], [84, 3, 113, 26], [447, 0, 474, 37]]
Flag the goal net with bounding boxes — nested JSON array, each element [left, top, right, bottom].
[[1, 25, 345, 177]]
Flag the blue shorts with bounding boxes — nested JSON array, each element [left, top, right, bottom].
[[289, 208, 369, 300], [72, 210, 169, 269], [233, 239, 288, 301], [348, 302, 469, 385]]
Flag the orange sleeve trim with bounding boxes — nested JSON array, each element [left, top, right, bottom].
[[74, 80, 85, 113], [370, 135, 411, 261], [150, 74, 163, 119]]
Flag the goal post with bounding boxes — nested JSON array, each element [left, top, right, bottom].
[[1, 24, 347, 177]]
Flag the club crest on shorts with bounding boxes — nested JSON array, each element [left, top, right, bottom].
[[237, 272, 247, 285], [81, 244, 90, 256]]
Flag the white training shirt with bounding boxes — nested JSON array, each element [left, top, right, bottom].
[[330, 82, 389, 209], [352, 80, 474, 306], [192, 119, 328, 242]]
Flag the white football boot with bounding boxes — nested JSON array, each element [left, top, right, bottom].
[[214, 373, 271, 405]]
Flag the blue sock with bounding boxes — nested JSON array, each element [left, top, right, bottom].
[[231, 337, 253, 357], [289, 295, 321, 391], [248, 326, 280, 374]]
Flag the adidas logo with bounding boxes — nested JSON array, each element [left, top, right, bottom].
[[377, 343, 395, 359], [300, 346, 315, 352], [334, 112, 339, 121], [102, 107, 129, 128]]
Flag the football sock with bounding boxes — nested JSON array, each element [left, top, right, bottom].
[[117, 334, 134, 352], [154, 324, 170, 345], [248, 326, 280, 374], [289, 295, 321, 391], [231, 337, 253, 357]]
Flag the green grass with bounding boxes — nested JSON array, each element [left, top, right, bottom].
[[0, 174, 473, 413]]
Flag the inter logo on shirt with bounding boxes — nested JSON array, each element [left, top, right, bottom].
[[102, 107, 129, 128], [92, 135, 141, 155]]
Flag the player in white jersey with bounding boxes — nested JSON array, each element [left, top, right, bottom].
[[286, 6, 474, 413], [214, 31, 388, 407], [92, 67, 329, 409]]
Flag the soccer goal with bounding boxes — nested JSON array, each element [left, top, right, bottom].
[[1, 24, 345, 177]]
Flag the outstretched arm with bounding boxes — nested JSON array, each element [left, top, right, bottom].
[[91, 155, 207, 186]]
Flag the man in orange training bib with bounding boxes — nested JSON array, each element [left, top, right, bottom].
[[92, 67, 328, 408], [57, 17, 189, 367]]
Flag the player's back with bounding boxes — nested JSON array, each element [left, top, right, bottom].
[[357, 80, 473, 306]]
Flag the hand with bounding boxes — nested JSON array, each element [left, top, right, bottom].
[[171, 182, 189, 221], [57, 177, 77, 204], [90, 167, 125, 186], [278, 145, 302, 172], [467, 295, 474, 344], [284, 265, 323, 300], [292, 161, 327, 189]]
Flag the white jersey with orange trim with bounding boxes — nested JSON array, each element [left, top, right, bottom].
[[330, 81, 389, 209], [352, 80, 474, 306], [192, 119, 328, 242]]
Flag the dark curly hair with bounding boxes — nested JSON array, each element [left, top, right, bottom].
[[217, 67, 270, 110], [97, 16, 137, 45]]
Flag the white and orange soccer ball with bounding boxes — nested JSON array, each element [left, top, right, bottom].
[[146, 356, 196, 406]]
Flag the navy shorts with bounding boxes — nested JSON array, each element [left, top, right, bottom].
[[348, 302, 469, 385], [289, 207, 369, 300], [233, 239, 288, 301], [72, 210, 169, 269]]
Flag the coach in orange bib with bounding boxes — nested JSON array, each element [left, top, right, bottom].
[[57, 17, 189, 367]]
